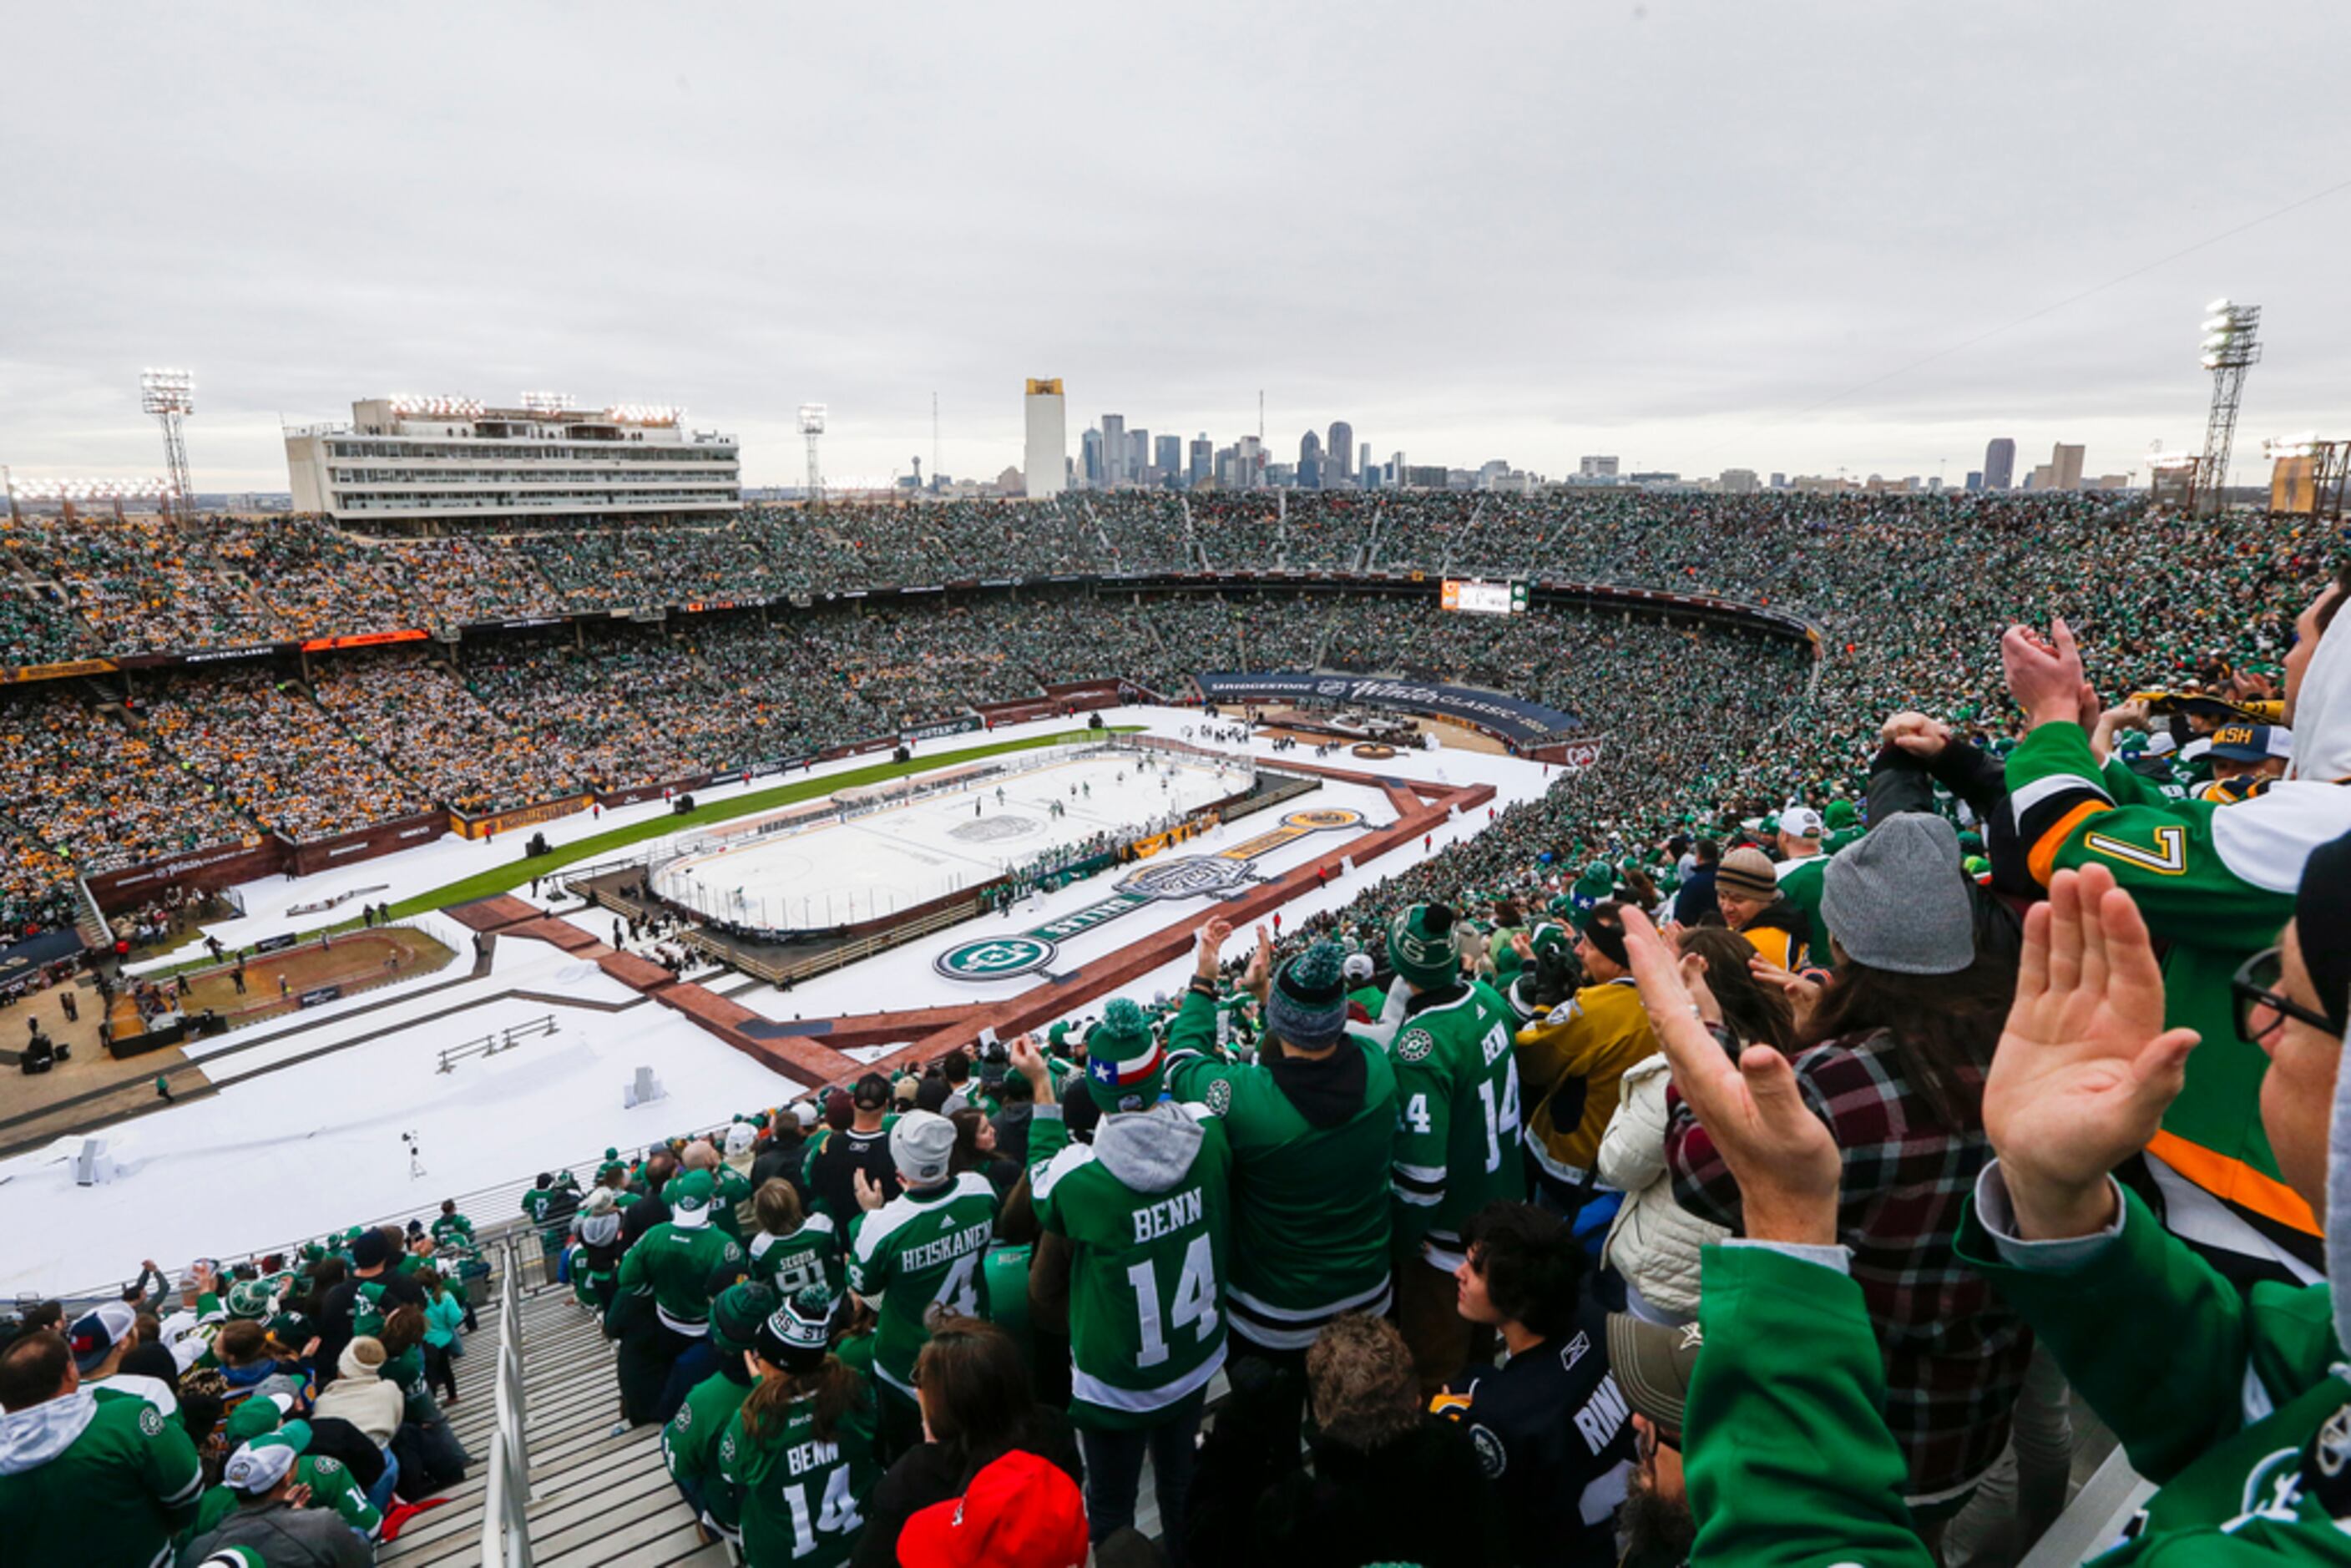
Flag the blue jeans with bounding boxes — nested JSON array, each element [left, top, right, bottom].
[[1079, 1388, 1206, 1564], [366, 1446, 400, 1514], [654, 1337, 719, 1426]]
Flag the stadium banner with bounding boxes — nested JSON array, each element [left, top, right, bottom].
[[598, 773, 713, 810], [1193, 670, 1580, 745], [0, 656, 121, 685], [300, 628, 427, 653], [284, 811, 447, 876], [297, 984, 343, 1009], [253, 933, 301, 955], [119, 643, 290, 670], [1529, 733, 1609, 771], [901, 714, 983, 744], [88, 836, 289, 913], [975, 698, 1059, 726], [746, 755, 813, 780], [1043, 679, 1130, 705], [815, 736, 897, 763], [452, 792, 594, 840], [0, 928, 88, 991]]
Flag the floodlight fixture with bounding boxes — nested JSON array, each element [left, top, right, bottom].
[[798, 403, 828, 499], [139, 367, 195, 416], [2207, 296, 2233, 314], [518, 390, 577, 414], [389, 394, 487, 418]]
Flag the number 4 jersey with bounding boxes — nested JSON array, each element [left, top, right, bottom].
[[845, 1173, 1000, 1398], [1027, 1100, 1234, 1431], [1368, 977, 1527, 1270]]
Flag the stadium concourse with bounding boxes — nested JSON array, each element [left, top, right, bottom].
[[2, 488, 2344, 1567]]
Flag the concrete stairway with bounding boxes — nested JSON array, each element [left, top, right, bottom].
[[385, 1282, 725, 1568]]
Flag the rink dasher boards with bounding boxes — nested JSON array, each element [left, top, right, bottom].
[[647, 751, 1246, 928]]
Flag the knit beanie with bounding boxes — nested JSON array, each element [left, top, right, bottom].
[[755, 1287, 836, 1373], [1387, 904, 1460, 989], [1084, 999, 1165, 1112], [1714, 847, 1779, 901], [226, 1279, 272, 1320], [1269, 942, 1352, 1049], [2295, 827, 2351, 1037], [710, 1282, 781, 1359], [1818, 814, 1974, 976]]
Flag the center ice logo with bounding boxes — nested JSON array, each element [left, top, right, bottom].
[[934, 807, 1364, 982]]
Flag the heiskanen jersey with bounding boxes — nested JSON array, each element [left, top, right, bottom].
[[844, 1173, 999, 1397], [746, 1214, 840, 1297], [1372, 978, 1527, 1270], [1165, 989, 1398, 1350], [1027, 1103, 1234, 1430], [2005, 718, 2351, 1262], [709, 1393, 879, 1568]]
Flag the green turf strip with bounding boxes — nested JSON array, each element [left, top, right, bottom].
[[387, 726, 1137, 920]]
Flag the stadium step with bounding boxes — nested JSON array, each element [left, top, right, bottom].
[[385, 1283, 724, 1568]]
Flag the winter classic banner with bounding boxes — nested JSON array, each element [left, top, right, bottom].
[[1193, 671, 1581, 745]]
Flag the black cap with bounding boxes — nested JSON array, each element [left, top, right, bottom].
[[852, 1072, 892, 1110]]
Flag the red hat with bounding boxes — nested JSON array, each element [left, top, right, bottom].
[[897, 1451, 1088, 1568]]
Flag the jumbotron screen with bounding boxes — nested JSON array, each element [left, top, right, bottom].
[[1441, 577, 1529, 616]]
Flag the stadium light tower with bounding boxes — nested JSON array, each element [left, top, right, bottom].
[[140, 367, 195, 522], [2195, 299, 2261, 519], [798, 403, 827, 502]]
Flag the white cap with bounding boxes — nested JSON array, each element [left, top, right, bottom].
[[2143, 731, 2179, 758], [1779, 806, 1824, 840], [1342, 953, 1375, 982]]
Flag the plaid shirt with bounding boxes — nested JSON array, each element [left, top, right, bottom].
[[1665, 1028, 2030, 1500]]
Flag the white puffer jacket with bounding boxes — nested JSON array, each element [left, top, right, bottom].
[[1598, 1053, 1727, 1319]]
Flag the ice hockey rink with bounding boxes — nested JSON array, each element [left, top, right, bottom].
[[650, 745, 1253, 929]]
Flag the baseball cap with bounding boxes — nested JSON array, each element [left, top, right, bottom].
[[1341, 952, 1375, 983], [223, 1425, 311, 1495], [2143, 731, 2180, 758], [68, 1300, 137, 1374], [891, 1110, 957, 1187], [2207, 724, 2293, 762], [1779, 806, 1824, 841], [222, 1393, 299, 1445], [897, 1449, 1089, 1568], [1606, 1313, 1703, 1447], [852, 1072, 892, 1110], [666, 1170, 717, 1227]]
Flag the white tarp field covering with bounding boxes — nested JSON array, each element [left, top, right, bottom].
[[650, 746, 1250, 929]]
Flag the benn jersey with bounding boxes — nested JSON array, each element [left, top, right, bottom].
[[708, 1389, 879, 1568], [1027, 1103, 1235, 1431], [1372, 979, 1528, 1270], [845, 1173, 999, 1396], [1165, 989, 1398, 1350]]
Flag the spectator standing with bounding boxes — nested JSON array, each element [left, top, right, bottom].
[[0, 1328, 205, 1567], [1366, 902, 1527, 1393], [706, 1288, 878, 1567], [1668, 838, 1722, 927], [745, 1178, 840, 1297], [1432, 1202, 1636, 1567], [662, 1282, 776, 1525], [1512, 903, 1661, 1218], [1016, 1009, 1230, 1554], [1711, 848, 1808, 969], [806, 1075, 900, 1225], [611, 1170, 746, 1426]]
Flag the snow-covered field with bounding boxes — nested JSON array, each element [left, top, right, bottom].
[[0, 707, 1566, 1298], [652, 747, 1250, 929]]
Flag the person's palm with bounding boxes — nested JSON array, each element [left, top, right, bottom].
[[1983, 865, 2197, 1196]]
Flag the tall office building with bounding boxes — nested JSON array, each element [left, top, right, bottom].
[[1579, 455, 1620, 478], [1079, 427, 1105, 488], [1130, 429, 1150, 483], [1982, 438, 2015, 492], [1155, 433, 1182, 485], [1189, 434, 1213, 488], [1023, 378, 1067, 497], [1327, 421, 1354, 481], [1100, 414, 1127, 486], [2050, 443, 2085, 492], [1298, 429, 1323, 488]]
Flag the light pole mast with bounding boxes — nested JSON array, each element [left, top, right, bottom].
[[140, 367, 195, 522]]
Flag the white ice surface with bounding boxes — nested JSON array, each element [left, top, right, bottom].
[[3, 707, 1568, 1297]]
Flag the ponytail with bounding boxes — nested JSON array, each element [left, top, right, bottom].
[[741, 1354, 864, 1446]]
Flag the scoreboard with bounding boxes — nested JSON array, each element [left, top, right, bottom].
[[1440, 578, 1529, 616]]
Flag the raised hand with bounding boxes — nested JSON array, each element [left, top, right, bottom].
[[1622, 906, 1839, 1245], [1747, 955, 1823, 1030], [1982, 863, 2198, 1239], [1879, 711, 1952, 759], [1196, 918, 1233, 980], [1007, 1032, 1052, 1095], [2002, 616, 2089, 731]]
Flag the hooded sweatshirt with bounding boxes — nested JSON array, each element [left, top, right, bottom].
[[309, 1341, 403, 1446], [1027, 1099, 1234, 1430], [1165, 988, 1398, 1349], [0, 1388, 205, 1568], [2000, 614, 2351, 1272]]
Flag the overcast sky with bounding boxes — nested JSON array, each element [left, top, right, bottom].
[[6, 1, 2348, 493]]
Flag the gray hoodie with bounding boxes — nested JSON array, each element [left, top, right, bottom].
[[0, 1390, 94, 1475], [1090, 1101, 1208, 1194]]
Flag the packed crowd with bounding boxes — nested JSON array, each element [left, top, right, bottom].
[[312, 651, 568, 817]]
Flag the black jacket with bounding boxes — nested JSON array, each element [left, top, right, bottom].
[[1251, 1416, 1504, 1568]]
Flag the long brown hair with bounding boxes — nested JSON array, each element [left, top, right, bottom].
[[913, 1316, 1038, 1483], [1801, 958, 2010, 1129], [741, 1353, 864, 1446], [1680, 928, 1796, 1054]]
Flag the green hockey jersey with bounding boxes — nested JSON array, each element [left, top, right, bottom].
[[1367, 978, 1527, 1269], [1165, 989, 1398, 1350], [844, 1172, 999, 1396], [663, 1369, 754, 1493], [1028, 1100, 1234, 1429], [2003, 719, 2351, 1255], [616, 1221, 746, 1335], [707, 1388, 879, 1568], [0, 1388, 204, 1568], [747, 1213, 842, 1297]]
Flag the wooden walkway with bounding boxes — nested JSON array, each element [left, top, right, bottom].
[[386, 1281, 724, 1568]]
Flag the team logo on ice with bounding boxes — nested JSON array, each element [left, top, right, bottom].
[[934, 808, 1365, 982]]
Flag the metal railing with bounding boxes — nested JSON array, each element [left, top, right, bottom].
[[437, 1014, 560, 1073], [482, 1237, 534, 1567]]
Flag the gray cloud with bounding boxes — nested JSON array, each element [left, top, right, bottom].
[[4, 0, 2346, 491]]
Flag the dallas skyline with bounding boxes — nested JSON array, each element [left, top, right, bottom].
[[5, 1, 2346, 495]]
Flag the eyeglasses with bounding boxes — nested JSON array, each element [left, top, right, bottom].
[[2232, 948, 2336, 1044]]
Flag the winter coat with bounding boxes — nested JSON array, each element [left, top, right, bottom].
[[1597, 1053, 1725, 1319], [185, 1495, 373, 1567], [310, 1343, 403, 1447]]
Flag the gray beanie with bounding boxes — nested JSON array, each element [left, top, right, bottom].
[[1818, 813, 1974, 975]]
